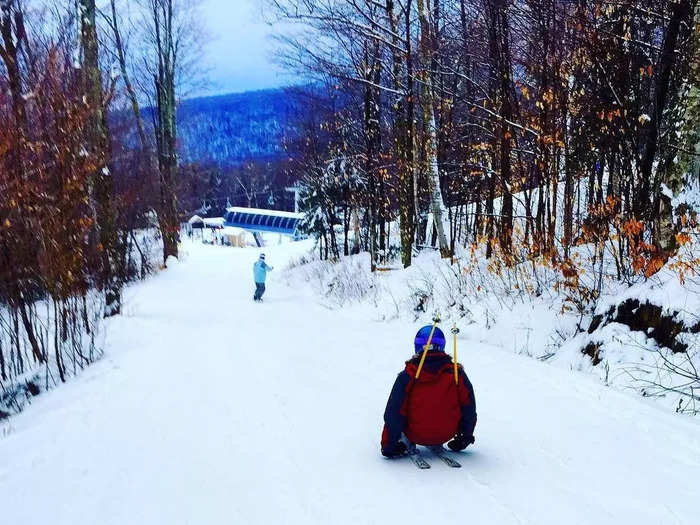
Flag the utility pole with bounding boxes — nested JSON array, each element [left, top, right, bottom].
[[285, 184, 301, 213]]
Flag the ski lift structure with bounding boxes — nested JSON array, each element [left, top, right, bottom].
[[223, 206, 304, 247]]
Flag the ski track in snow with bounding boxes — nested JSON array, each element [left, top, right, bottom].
[[1, 240, 700, 525]]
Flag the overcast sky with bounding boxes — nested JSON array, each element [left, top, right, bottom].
[[200, 0, 289, 96]]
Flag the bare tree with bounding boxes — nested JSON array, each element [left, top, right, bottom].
[[416, 0, 450, 258], [106, 0, 149, 152], [131, 0, 205, 264], [79, 0, 122, 316]]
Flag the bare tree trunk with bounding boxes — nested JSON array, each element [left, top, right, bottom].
[[18, 301, 43, 364], [353, 208, 361, 254], [387, 0, 415, 267], [343, 203, 350, 256], [362, 41, 382, 271], [0, 3, 35, 334], [489, 1, 513, 254], [327, 209, 340, 259], [563, 143, 574, 257], [406, 0, 420, 249], [417, 0, 450, 258], [0, 1, 27, 180], [646, 0, 693, 251], [152, 0, 179, 264], [80, 0, 121, 316], [486, 169, 495, 258]]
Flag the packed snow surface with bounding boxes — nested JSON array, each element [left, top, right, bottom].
[[1, 241, 699, 525]]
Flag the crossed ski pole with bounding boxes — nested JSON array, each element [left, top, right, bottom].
[[415, 313, 441, 380], [415, 314, 461, 385]]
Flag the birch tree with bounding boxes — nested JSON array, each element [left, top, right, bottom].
[[417, 0, 450, 257]]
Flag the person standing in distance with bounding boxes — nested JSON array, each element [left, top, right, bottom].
[[253, 253, 273, 302]]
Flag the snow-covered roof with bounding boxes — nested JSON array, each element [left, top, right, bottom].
[[203, 217, 225, 226], [225, 206, 303, 219], [188, 215, 204, 224]]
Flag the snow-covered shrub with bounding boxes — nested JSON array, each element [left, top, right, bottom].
[[0, 290, 105, 418], [0, 229, 162, 419], [285, 252, 383, 307], [568, 232, 700, 413]]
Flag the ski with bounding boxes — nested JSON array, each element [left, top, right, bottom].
[[404, 444, 431, 469], [407, 449, 431, 469], [428, 446, 462, 468]]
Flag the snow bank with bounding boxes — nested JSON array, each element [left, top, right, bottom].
[[0, 229, 163, 419], [285, 231, 700, 414]]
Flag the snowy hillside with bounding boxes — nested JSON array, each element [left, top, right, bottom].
[[1, 240, 699, 525], [174, 89, 296, 165]]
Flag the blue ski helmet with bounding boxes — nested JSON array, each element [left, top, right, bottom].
[[414, 325, 446, 354]]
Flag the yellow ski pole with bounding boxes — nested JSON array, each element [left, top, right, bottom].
[[452, 324, 460, 385], [415, 314, 441, 380]]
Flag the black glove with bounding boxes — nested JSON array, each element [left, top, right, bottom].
[[447, 433, 475, 452], [381, 441, 407, 458]]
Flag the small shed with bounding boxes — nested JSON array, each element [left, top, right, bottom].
[[203, 217, 225, 229], [188, 215, 205, 229]]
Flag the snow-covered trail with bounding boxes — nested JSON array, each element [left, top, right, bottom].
[[2, 241, 699, 525]]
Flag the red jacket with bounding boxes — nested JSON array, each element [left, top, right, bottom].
[[381, 351, 477, 447]]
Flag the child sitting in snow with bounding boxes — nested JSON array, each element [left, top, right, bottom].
[[381, 325, 477, 457]]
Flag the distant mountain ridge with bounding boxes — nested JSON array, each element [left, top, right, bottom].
[[175, 88, 294, 166]]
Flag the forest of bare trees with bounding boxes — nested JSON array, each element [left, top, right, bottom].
[[0, 0, 201, 415], [272, 0, 699, 275], [0, 0, 698, 415]]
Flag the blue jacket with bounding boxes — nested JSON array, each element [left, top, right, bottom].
[[253, 260, 272, 283]]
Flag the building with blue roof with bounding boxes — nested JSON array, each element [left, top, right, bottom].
[[223, 207, 304, 245]]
